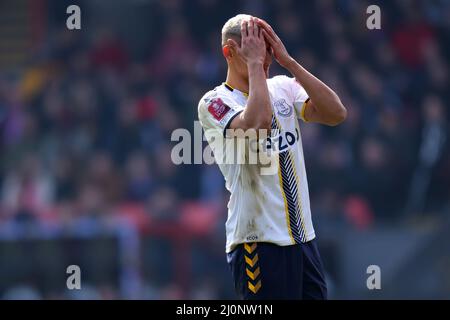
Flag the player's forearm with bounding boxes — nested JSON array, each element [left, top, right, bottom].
[[240, 62, 272, 131], [286, 59, 347, 125]]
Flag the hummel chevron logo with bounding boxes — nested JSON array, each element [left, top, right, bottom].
[[248, 280, 262, 294], [245, 254, 259, 268], [244, 243, 257, 254], [246, 267, 260, 280]]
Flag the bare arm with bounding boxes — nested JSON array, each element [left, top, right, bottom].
[[231, 62, 272, 131], [227, 18, 272, 133], [258, 19, 347, 126], [286, 60, 347, 126]]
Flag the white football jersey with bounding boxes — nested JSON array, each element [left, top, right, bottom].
[[198, 75, 316, 253]]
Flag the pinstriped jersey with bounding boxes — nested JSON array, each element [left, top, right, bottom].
[[198, 75, 316, 253]]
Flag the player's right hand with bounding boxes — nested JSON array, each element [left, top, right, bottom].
[[228, 17, 266, 66], [257, 18, 293, 69]]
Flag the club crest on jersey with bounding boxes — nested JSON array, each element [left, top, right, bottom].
[[208, 98, 230, 121], [274, 99, 293, 117]]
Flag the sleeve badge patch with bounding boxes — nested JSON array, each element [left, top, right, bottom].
[[207, 98, 231, 121]]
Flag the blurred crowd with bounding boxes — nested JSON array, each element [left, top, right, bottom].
[[0, 0, 449, 299]]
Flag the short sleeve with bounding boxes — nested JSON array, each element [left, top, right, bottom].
[[274, 75, 310, 122], [198, 91, 244, 138], [291, 79, 310, 122]]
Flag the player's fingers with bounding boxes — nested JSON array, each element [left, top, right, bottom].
[[260, 18, 275, 34], [261, 24, 276, 40], [252, 17, 259, 37], [248, 18, 254, 38], [267, 28, 279, 45], [257, 17, 268, 27], [257, 18, 277, 40], [241, 20, 248, 39], [256, 18, 269, 31], [262, 29, 276, 46]]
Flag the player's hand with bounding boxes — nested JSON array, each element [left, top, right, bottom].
[[229, 17, 266, 66], [257, 18, 293, 69]]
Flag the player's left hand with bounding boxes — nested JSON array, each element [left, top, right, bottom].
[[257, 18, 293, 69]]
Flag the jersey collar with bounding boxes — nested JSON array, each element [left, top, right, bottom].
[[223, 82, 249, 98]]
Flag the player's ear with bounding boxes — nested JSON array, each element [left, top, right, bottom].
[[224, 38, 239, 59], [222, 45, 232, 59]]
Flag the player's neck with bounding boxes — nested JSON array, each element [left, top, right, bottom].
[[225, 70, 249, 95]]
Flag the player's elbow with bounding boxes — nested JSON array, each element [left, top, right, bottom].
[[328, 101, 347, 126], [256, 116, 272, 132], [245, 106, 272, 132], [244, 114, 271, 132]]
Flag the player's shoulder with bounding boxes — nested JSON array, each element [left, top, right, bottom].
[[198, 84, 232, 112], [268, 74, 296, 87], [267, 75, 297, 98]]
